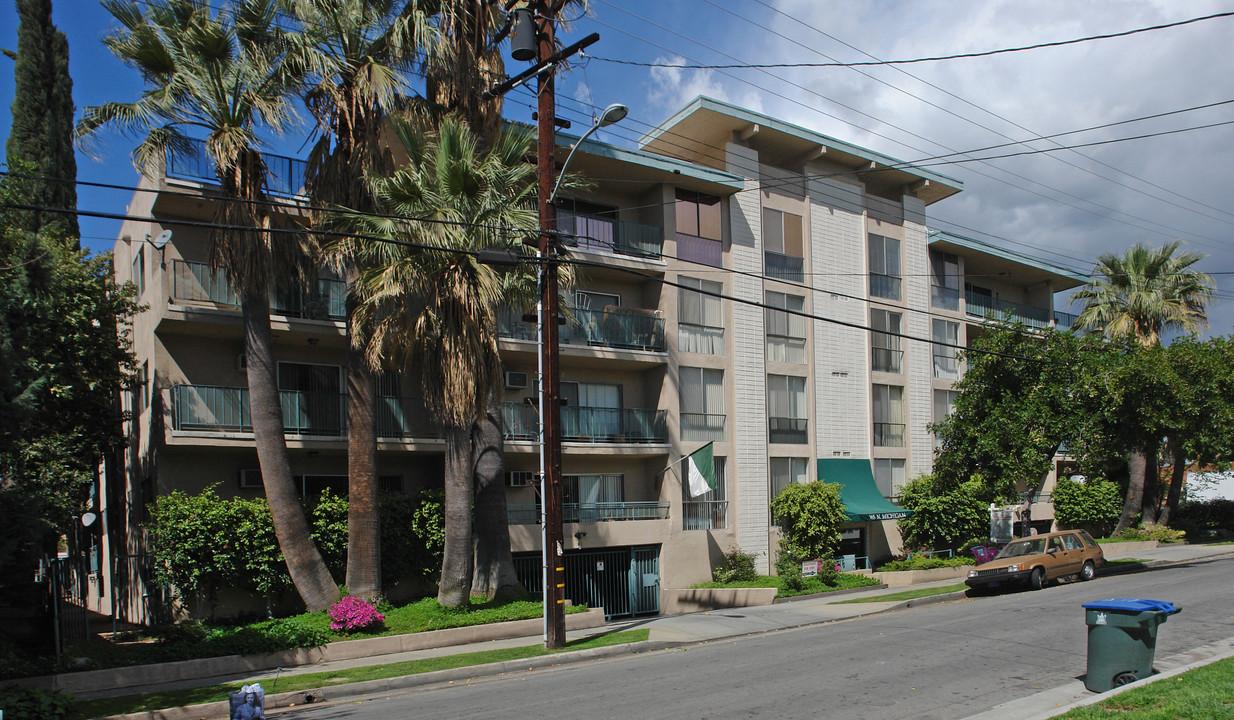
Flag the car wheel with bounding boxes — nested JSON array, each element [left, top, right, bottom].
[[1028, 567, 1046, 590], [1079, 560, 1096, 581]]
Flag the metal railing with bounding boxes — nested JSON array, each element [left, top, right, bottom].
[[931, 284, 961, 311], [507, 501, 671, 524], [873, 422, 906, 447], [558, 211, 663, 259], [870, 273, 902, 301], [905, 548, 954, 560], [501, 403, 668, 443], [965, 290, 1050, 329], [1053, 309, 1079, 330], [677, 232, 722, 267], [768, 416, 808, 444], [377, 395, 440, 438], [167, 137, 307, 197], [173, 260, 239, 306], [682, 500, 728, 530], [872, 346, 904, 374], [765, 250, 805, 283], [172, 260, 346, 321], [681, 413, 726, 443], [562, 307, 665, 352]]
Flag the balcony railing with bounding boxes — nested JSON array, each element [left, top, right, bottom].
[[562, 307, 665, 352], [172, 384, 435, 438], [507, 502, 671, 524], [558, 210, 663, 260], [172, 260, 346, 321], [873, 422, 906, 447], [931, 285, 961, 312], [1053, 309, 1079, 330], [167, 137, 306, 197], [682, 500, 728, 530], [677, 233, 722, 267], [768, 416, 808, 444], [765, 251, 805, 283], [870, 273, 902, 301], [501, 403, 667, 443], [965, 290, 1050, 329], [681, 413, 725, 443], [872, 346, 904, 374]]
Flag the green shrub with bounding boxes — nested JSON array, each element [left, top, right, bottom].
[[876, 555, 973, 572], [770, 481, 847, 560], [713, 549, 759, 584], [0, 686, 74, 720], [1053, 477, 1121, 537], [1113, 523, 1187, 543], [897, 475, 987, 553], [1173, 499, 1234, 539], [774, 549, 805, 593]]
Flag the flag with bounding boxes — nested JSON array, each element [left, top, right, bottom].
[[686, 442, 716, 498]]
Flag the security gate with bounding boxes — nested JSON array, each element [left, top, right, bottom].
[[514, 545, 660, 619]]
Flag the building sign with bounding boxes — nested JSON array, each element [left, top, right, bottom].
[[865, 511, 910, 521], [990, 505, 1015, 544]]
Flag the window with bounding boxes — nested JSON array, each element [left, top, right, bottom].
[[278, 363, 344, 436], [676, 190, 722, 266], [932, 319, 960, 379], [680, 367, 725, 442], [768, 374, 808, 443], [868, 234, 901, 301], [872, 384, 905, 447], [873, 459, 905, 498], [131, 244, 145, 296], [564, 473, 625, 522], [683, 457, 727, 530], [765, 291, 807, 363], [871, 309, 903, 373], [763, 208, 804, 282], [770, 457, 809, 505], [933, 388, 960, 448], [930, 250, 960, 311], [562, 381, 622, 439], [679, 277, 724, 354]]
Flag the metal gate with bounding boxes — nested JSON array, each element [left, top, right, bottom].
[[514, 545, 660, 619], [49, 557, 89, 658]]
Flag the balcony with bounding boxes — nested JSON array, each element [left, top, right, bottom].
[[172, 260, 346, 321], [764, 250, 805, 284], [873, 422, 906, 447], [768, 416, 808, 444], [682, 500, 728, 530], [502, 403, 667, 443], [931, 285, 961, 312], [167, 137, 306, 197], [677, 233, 722, 267], [171, 385, 435, 439], [681, 413, 725, 443], [965, 290, 1050, 329], [1053, 309, 1078, 330], [497, 306, 666, 352], [558, 210, 663, 260], [870, 273, 902, 301], [507, 501, 671, 525], [872, 347, 903, 374]]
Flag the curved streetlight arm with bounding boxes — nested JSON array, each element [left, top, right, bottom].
[[549, 103, 627, 205]]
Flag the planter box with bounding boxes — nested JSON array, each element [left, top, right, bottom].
[[661, 588, 778, 615], [1098, 539, 1159, 555], [870, 565, 975, 587]]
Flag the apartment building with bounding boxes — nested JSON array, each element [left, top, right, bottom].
[[95, 95, 1085, 623]]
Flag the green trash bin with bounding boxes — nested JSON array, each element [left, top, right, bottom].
[[1082, 598, 1180, 692]]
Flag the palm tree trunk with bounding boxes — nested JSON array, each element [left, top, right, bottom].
[[438, 423, 474, 606], [1158, 445, 1187, 526], [242, 291, 339, 612], [345, 332, 380, 600], [471, 390, 523, 600], [1115, 451, 1147, 533]]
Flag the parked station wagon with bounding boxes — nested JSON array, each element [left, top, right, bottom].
[[965, 529, 1105, 592]]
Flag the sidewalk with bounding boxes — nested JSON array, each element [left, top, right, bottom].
[[88, 542, 1234, 720]]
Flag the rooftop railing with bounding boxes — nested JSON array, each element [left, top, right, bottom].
[[167, 137, 307, 197]]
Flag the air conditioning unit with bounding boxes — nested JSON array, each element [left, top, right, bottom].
[[504, 371, 529, 390], [505, 471, 539, 488], [239, 469, 262, 489], [236, 353, 249, 372]]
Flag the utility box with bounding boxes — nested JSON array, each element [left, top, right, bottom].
[[1082, 598, 1180, 692]]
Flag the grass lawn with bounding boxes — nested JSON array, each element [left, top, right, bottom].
[[689, 572, 881, 597], [70, 629, 649, 720], [1050, 656, 1234, 719], [831, 583, 968, 604]]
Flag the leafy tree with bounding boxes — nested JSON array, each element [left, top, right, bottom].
[[1074, 241, 1215, 531], [770, 481, 847, 561], [5, 0, 78, 239], [897, 475, 987, 552], [1052, 476, 1122, 537], [146, 488, 239, 616]]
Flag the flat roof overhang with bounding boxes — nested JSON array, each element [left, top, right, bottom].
[[929, 230, 1089, 291]]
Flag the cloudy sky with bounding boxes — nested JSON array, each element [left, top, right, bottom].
[[4, 0, 1233, 335]]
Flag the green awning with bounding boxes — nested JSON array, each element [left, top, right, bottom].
[[817, 458, 912, 522]]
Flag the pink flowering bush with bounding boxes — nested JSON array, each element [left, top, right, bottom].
[[328, 596, 385, 632]]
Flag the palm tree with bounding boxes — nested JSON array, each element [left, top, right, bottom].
[[280, 0, 434, 601], [78, 0, 339, 611], [1074, 240, 1214, 530], [346, 115, 538, 606]]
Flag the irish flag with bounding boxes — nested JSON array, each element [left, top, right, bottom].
[[686, 442, 716, 498]]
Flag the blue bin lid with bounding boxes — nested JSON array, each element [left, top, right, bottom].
[[1082, 598, 1177, 614]]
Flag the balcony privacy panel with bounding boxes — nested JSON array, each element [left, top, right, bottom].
[[765, 250, 805, 283], [768, 416, 808, 444], [677, 233, 722, 267], [558, 211, 663, 259], [173, 261, 239, 306]]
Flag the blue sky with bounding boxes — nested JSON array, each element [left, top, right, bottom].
[[4, 1, 1233, 334]]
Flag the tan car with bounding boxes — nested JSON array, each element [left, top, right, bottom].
[[965, 529, 1105, 592]]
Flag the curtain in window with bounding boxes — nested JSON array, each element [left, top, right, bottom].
[[768, 375, 806, 418]]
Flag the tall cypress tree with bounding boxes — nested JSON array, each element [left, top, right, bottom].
[[5, 0, 78, 241]]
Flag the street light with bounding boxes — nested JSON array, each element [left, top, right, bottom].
[[549, 103, 629, 204]]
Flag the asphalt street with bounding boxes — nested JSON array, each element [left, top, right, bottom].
[[274, 557, 1234, 720]]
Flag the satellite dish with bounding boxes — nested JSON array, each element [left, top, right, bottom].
[[151, 229, 173, 249], [80, 512, 97, 528]]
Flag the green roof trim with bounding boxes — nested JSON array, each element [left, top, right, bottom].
[[817, 458, 912, 522], [929, 229, 1089, 284], [567, 133, 745, 191]]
